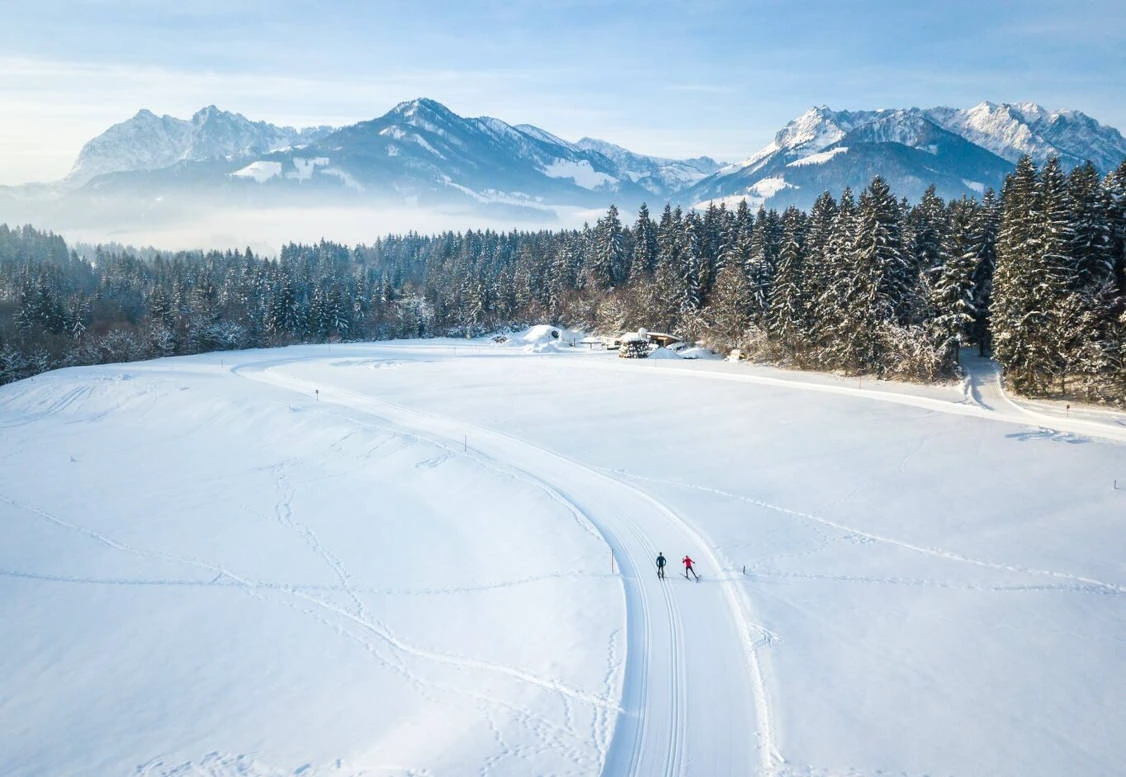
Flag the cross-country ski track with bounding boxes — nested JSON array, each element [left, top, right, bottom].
[[5, 336, 1125, 777], [238, 351, 780, 776], [233, 341, 1126, 777]]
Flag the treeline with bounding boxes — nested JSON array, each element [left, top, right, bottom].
[[2, 155, 1124, 402]]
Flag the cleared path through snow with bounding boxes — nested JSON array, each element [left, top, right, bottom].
[[237, 352, 779, 777]]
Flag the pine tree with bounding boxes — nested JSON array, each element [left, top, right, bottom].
[[745, 206, 780, 327], [703, 259, 754, 355], [631, 203, 658, 280], [842, 176, 906, 373], [1038, 157, 1079, 394], [1067, 162, 1112, 290], [992, 156, 1042, 391], [588, 204, 627, 290], [930, 197, 980, 368], [680, 211, 704, 318], [767, 206, 808, 359], [970, 190, 1000, 355], [802, 191, 839, 356], [816, 187, 857, 368], [650, 205, 686, 332], [905, 185, 950, 325]]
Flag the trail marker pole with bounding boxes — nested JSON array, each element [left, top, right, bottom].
[[464, 434, 467, 453]]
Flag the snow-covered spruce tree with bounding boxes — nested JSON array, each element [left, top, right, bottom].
[[631, 203, 658, 280], [711, 201, 737, 278], [511, 247, 539, 320], [1107, 160, 1126, 296], [587, 204, 628, 291], [649, 205, 687, 333], [721, 201, 755, 286], [1055, 160, 1122, 399], [840, 176, 907, 374], [1036, 157, 1080, 395], [698, 200, 761, 356], [1106, 161, 1126, 397], [815, 187, 857, 369], [697, 202, 727, 303], [701, 259, 753, 355], [929, 197, 981, 370], [970, 189, 1000, 356], [547, 232, 583, 317], [1068, 162, 1112, 289], [767, 206, 809, 362], [800, 191, 839, 360], [991, 156, 1043, 392], [681, 210, 705, 317], [745, 206, 780, 329], [904, 185, 950, 324]]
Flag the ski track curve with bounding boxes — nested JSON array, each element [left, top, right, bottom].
[[233, 354, 776, 777]]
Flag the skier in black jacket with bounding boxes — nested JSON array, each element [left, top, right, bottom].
[[656, 552, 667, 580]]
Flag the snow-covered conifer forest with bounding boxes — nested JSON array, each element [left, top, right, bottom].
[[3, 156, 1125, 401]]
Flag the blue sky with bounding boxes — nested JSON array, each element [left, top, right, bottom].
[[1, 0, 1123, 185]]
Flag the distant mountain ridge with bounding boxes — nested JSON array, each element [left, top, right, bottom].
[[689, 102, 1126, 210], [67, 106, 334, 187], [7, 98, 1126, 228], [55, 98, 721, 217]]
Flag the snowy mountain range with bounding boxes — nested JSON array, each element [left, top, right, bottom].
[[67, 106, 335, 187], [51, 99, 721, 218], [4, 98, 1125, 232], [691, 102, 1126, 210]]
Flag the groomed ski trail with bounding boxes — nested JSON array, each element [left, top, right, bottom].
[[234, 353, 779, 777]]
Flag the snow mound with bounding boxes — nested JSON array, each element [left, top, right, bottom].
[[647, 346, 680, 359], [676, 346, 716, 360], [498, 324, 584, 352]]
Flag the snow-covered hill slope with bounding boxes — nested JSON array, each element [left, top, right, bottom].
[[3, 338, 1125, 777]]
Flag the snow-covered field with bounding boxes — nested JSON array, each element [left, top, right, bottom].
[[2, 329, 1125, 777]]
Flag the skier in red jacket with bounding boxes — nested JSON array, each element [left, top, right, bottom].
[[682, 555, 699, 581]]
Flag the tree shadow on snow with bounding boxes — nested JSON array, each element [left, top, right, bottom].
[[1005, 427, 1089, 444]]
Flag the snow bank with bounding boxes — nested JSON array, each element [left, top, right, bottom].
[[496, 324, 585, 353]]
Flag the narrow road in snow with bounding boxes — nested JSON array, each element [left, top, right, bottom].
[[959, 351, 1126, 442], [236, 352, 779, 777], [595, 349, 1126, 444]]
